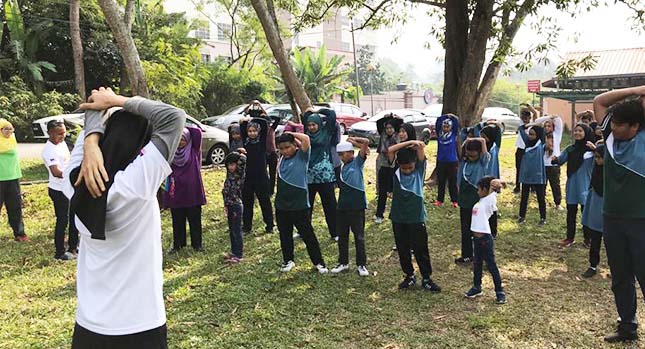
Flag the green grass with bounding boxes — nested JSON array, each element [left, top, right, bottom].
[[0, 137, 640, 348], [19, 159, 49, 182]]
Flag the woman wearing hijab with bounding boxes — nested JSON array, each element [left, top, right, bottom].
[[164, 127, 206, 253], [374, 114, 402, 223], [303, 107, 338, 241], [551, 123, 595, 247], [0, 119, 28, 241], [517, 124, 547, 225]]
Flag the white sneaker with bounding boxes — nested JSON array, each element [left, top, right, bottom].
[[280, 260, 295, 272], [331, 264, 349, 274], [293, 233, 302, 239], [315, 264, 329, 274], [374, 216, 383, 224], [357, 265, 369, 277], [555, 205, 564, 211], [333, 236, 339, 242]]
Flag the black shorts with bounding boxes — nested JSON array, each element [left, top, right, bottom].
[[71, 323, 167, 349]]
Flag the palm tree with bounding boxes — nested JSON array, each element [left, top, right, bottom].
[[291, 45, 350, 103]]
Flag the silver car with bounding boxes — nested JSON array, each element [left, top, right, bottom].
[[184, 116, 230, 165], [481, 107, 521, 133]]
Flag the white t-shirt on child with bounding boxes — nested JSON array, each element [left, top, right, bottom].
[[470, 192, 498, 234]]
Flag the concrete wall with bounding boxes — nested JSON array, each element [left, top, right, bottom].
[[541, 97, 594, 131]]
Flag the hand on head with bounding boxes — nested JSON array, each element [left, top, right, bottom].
[[79, 87, 128, 111]]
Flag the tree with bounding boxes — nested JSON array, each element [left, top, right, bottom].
[[290, 46, 350, 102], [201, 60, 268, 116], [69, 0, 86, 100], [354, 46, 389, 94]]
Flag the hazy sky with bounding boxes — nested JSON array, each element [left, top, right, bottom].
[[374, 2, 645, 79]]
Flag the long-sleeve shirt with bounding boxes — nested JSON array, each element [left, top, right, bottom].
[[518, 125, 546, 185], [241, 118, 269, 183], [536, 116, 563, 167], [435, 115, 459, 163], [222, 153, 247, 206]]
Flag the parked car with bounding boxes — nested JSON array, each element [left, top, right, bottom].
[[32, 112, 84, 140], [481, 107, 521, 133], [202, 103, 272, 130], [348, 109, 432, 146], [313, 102, 367, 135], [184, 115, 230, 165], [266, 104, 295, 137]]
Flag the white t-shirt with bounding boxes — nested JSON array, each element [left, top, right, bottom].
[[515, 127, 528, 149], [41, 140, 70, 191], [470, 192, 498, 234], [64, 138, 171, 335], [536, 116, 563, 167]]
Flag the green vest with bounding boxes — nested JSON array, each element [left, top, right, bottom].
[[603, 151, 645, 219]]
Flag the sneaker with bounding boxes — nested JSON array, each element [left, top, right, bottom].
[[227, 256, 243, 264], [331, 264, 349, 274], [454, 256, 472, 265], [315, 264, 329, 274], [374, 216, 384, 224], [604, 330, 638, 343], [517, 217, 526, 224], [357, 265, 369, 277], [464, 287, 483, 298], [421, 278, 442, 292], [293, 233, 302, 239], [559, 238, 575, 248], [55, 251, 76, 261], [398, 275, 416, 289], [495, 291, 507, 304], [223, 252, 235, 260], [451, 202, 459, 208], [280, 260, 295, 272], [391, 245, 397, 251], [333, 236, 339, 243], [555, 205, 565, 211], [538, 219, 547, 226], [433, 200, 443, 207], [14, 235, 29, 242], [582, 267, 597, 278]]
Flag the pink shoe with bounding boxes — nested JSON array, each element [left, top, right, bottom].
[[14, 235, 30, 242], [433, 201, 443, 207], [451, 202, 459, 208]]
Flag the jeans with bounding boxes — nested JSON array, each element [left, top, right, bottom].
[[519, 184, 547, 220], [460, 208, 473, 259], [376, 167, 394, 218], [226, 204, 243, 258], [267, 151, 278, 196], [171, 206, 202, 249], [585, 226, 602, 268], [337, 209, 366, 266], [473, 234, 503, 292], [566, 204, 584, 240], [392, 222, 433, 279], [242, 178, 274, 232], [72, 323, 167, 349], [0, 179, 25, 237], [603, 216, 645, 332], [48, 188, 79, 256], [514, 149, 525, 190], [545, 166, 562, 206], [276, 209, 324, 266], [308, 182, 337, 239], [436, 161, 458, 203]]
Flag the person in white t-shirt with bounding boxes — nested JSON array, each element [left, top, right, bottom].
[[41, 119, 78, 260], [63, 87, 184, 349], [464, 176, 506, 304]]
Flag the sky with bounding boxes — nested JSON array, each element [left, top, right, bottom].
[[373, 2, 645, 81]]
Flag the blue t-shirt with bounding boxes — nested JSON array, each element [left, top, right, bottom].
[[436, 115, 459, 163], [457, 153, 491, 209], [338, 154, 367, 210], [390, 159, 427, 223], [275, 149, 310, 211]]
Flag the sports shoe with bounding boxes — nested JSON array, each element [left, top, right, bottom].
[[454, 256, 472, 265], [293, 233, 302, 239], [280, 260, 295, 272], [398, 275, 416, 289], [357, 265, 369, 277], [582, 267, 597, 278], [555, 205, 565, 211], [604, 330, 638, 343], [55, 251, 76, 261], [495, 291, 507, 304], [451, 202, 459, 208], [223, 252, 235, 260], [391, 245, 397, 251], [331, 264, 349, 274], [421, 278, 441, 292], [559, 238, 574, 248], [538, 218, 547, 226], [433, 200, 443, 207], [315, 264, 329, 274], [333, 236, 339, 243], [517, 217, 526, 224], [464, 287, 483, 298], [227, 256, 243, 264], [14, 235, 29, 242], [374, 216, 384, 224]]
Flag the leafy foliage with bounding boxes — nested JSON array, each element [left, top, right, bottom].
[[289, 45, 350, 102], [201, 60, 269, 116], [352, 46, 393, 95]]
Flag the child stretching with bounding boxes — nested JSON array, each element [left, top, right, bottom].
[[455, 138, 491, 265], [222, 151, 247, 263], [581, 143, 605, 277], [275, 132, 328, 274], [551, 123, 595, 247], [517, 124, 547, 225], [387, 140, 441, 292], [331, 137, 370, 276], [374, 114, 401, 223], [464, 176, 506, 304], [434, 114, 460, 207]]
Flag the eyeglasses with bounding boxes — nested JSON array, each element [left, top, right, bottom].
[[1, 127, 14, 133]]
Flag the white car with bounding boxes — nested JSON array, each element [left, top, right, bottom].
[[481, 107, 521, 133], [32, 112, 84, 140]]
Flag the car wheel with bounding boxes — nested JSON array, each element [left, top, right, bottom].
[[422, 131, 432, 145], [339, 123, 347, 135], [207, 144, 228, 165]]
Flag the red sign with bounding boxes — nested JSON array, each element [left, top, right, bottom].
[[527, 80, 541, 93]]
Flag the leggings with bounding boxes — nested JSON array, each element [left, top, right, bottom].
[[308, 182, 338, 239], [242, 178, 274, 233], [566, 204, 584, 240], [519, 184, 547, 220], [376, 167, 394, 218], [545, 166, 562, 206], [436, 161, 458, 203]]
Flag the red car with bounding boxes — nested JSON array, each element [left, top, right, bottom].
[[314, 102, 367, 134]]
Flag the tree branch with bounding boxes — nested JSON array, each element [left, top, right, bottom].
[[407, 0, 446, 8], [352, 0, 393, 31]]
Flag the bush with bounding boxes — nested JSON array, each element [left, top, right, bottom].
[[0, 76, 80, 141], [201, 62, 270, 117]]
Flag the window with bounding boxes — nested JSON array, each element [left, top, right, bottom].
[[341, 42, 350, 52], [218, 23, 232, 41], [351, 107, 363, 116], [340, 16, 349, 27], [201, 54, 211, 63], [194, 26, 210, 40]]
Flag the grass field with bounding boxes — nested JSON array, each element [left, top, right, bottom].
[[1, 137, 642, 348]]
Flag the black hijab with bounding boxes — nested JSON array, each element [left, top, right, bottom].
[[70, 110, 152, 240], [399, 122, 417, 141], [480, 125, 499, 150], [377, 118, 400, 154], [591, 144, 604, 196], [526, 125, 544, 148], [565, 123, 594, 176]]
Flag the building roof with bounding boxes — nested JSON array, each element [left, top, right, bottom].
[[564, 47, 645, 78]]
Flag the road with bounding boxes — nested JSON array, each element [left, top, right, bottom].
[[17, 142, 46, 160]]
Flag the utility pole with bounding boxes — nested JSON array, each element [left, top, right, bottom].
[[351, 20, 360, 107]]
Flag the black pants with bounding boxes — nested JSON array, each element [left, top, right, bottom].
[[473, 234, 503, 292], [566, 204, 584, 240], [337, 209, 367, 266], [392, 222, 433, 279], [48, 188, 79, 256], [545, 166, 562, 206], [308, 182, 337, 239], [460, 208, 473, 259], [71, 323, 167, 349], [171, 206, 202, 249], [519, 184, 547, 220], [276, 209, 324, 266], [226, 204, 243, 258], [376, 167, 394, 218], [490, 211, 498, 238], [585, 226, 602, 268], [267, 151, 278, 196], [514, 149, 525, 191], [436, 161, 458, 203], [242, 178, 274, 232], [603, 216, 645, 333], [0, 179, 25, 237]]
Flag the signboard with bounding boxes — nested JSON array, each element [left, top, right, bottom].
[[527, 80, 541, 93], [423, 89, 435, 104]]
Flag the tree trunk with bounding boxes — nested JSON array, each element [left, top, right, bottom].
[[98, 0, 148, 97], [124, 0, 135, 31], [442, 0, 468, 117], [250, 0, 311, 112], [69, 0, 85, 100]]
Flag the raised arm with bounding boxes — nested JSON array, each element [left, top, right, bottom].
[[468, 137, 488, 154], [287, 131, 310, 152], [348, 137, 370, 158], [388, 140, 426, 162], [317, 107, 337, 132], [594, 86, 645, 123]]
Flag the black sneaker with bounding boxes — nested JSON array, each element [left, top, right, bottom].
[[454, 256, 472, 265], [465, 287, 483, 298], [582, 267, 597, 278], [495, 291, 507, 304], [422, 278, 441, 292], [604, 330, 638, 343], [517, 217, 526, 224], [398, 275, 416, 289], [538, 218, 547, 226], [513, 187, 520, 194]]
